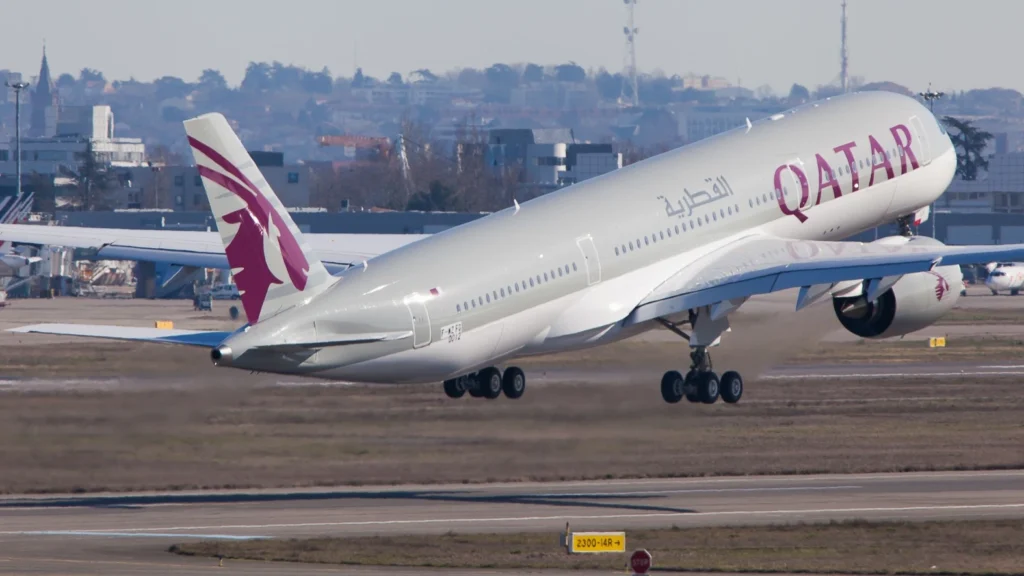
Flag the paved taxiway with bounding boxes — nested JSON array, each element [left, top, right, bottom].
[[1, 471, 1022, 574]]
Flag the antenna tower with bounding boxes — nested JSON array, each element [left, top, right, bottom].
[[840, 0, 849, 93], [619, 0, 639, 107]]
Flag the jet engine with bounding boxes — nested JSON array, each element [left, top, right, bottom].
[[832, 236, 962, 339]]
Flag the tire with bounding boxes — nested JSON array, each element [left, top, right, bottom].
[[443, 378, 466, 399], [502, 367, 526, 399], [720, 371, 743, 404], [698, 372, 720, 404], [1012, 289, 1020, 296], [660, 370, 684, 403], [478, 367, 503, 399]]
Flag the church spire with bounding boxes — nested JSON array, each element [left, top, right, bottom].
[[30, 45, 56, 137]]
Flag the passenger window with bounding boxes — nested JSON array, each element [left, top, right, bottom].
[[644, 236, 649, 246], [749, 199, 753, 208], [486, 294, 491, 303], [572, 262, 578, 272], [472, 300, 476, 308], [621, 244, 627, 253], [500, 288, 505, 297], [515, 283, 520, 292], [615, 246, 620, 256], [652, 234, 657, 244], [530, 278, 535, 287], [564, 265, 570, 274], [690, 219, 695, 229], [675, 225, 680, 234], [629, 241, 634, 250], [682, 223, 687, 231], [536, 275, 541, 284], [493, 290, 497, 300], [727, 206, 733, 215], [543, 272, 549, 281], [659, 231, 665, 240], [713, 212, 718, 222], [558, 268, 563, 277], [464, 301, 468, 310], [457, 304, 461, 312]]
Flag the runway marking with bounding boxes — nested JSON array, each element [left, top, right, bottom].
[[525, 485, 861, 498], [8, 503, 1023, 535], [14, 531, 267, 540], [761, 371, 1024, 379]]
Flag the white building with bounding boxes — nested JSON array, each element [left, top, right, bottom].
[[0, 105, 145, 176]]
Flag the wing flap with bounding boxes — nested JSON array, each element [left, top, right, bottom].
[[7, 324, 230, 347]]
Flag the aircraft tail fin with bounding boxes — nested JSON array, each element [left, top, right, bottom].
[[0, 190, 35, 250], [183, 113, 335, 324]]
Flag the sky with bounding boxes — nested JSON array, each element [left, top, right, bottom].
[[0, 0, 1018, 95]]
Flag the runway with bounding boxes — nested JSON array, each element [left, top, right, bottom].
[[1, 470, 1022, 574]]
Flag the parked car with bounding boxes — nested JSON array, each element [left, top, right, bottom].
[[210, 284, 240, 300]]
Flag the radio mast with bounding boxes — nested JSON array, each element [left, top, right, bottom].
[[620, 0, 640, 107], [840, 0, 849, 93]]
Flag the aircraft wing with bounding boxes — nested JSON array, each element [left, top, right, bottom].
[[625, 234, 1024, 326], [7, 324, 231, 347], [0, 224, 427, 273]]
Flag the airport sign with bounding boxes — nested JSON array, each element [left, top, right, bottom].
[[630, 549, 652, 574], [568, 531, 626, 554]]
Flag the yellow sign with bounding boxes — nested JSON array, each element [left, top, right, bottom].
[[154, 320, 174, 329], [569, 532, 626, 554], [929, 337, 946, 348]]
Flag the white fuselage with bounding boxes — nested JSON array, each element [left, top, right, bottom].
[[220, 92, 957, 383], [985, 264, 1024, 293]]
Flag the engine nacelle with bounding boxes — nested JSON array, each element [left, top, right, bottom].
[[833, 236, 962, 339]]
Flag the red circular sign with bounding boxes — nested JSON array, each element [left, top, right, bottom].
[[630, 549, 652, 574]]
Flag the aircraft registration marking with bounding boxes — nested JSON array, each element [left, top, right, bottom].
[[440, 322, 462, 343]]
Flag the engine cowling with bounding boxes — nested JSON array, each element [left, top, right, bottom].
[[833, 237, 962, 339]]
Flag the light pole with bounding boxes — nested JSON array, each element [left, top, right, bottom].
[[4, 81, 29, 200], [918, 84, 944, 238]]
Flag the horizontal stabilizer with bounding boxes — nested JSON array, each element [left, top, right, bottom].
[[7, 324, 231, 347]]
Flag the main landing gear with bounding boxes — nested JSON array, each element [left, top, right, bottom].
[[658, 309, 744, 406], [660, 347, 743, 405], [443, 366, 526, 400]]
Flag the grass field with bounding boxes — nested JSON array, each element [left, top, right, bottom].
[[1, 368, 1021, 494], [170, 519, 1024, 574]]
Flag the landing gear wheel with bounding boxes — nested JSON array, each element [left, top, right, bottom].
[[443, 378, 466, 399], [720, 371, 743, 404], [684, 370, 700, 403], [477, 367, 503, 399], [660, 370, 685, 404], [697, 372, 720, 404], [467, 373, 484, 397], [502, 367, 526, 399]]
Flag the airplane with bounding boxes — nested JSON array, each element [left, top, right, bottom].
[[984, 264, 1024, 295], [12, 91, 1024, 407]]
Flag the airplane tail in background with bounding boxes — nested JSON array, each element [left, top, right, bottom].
[[183, 113, 335, 325], [0, 191, 35, 251]]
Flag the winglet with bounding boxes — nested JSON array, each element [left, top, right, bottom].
[[184, 113, 335, 324]]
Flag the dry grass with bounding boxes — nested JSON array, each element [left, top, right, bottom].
[[0, 299, 1022, 494], [1, 363, 1022, 494], [170, 519, 1024, 574]]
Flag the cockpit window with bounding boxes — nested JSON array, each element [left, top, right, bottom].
[[991, 270, 1005, 277]]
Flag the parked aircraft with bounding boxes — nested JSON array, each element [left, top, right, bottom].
[[985, 264, 1024, 295], [12, 92, 1024, 406]]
